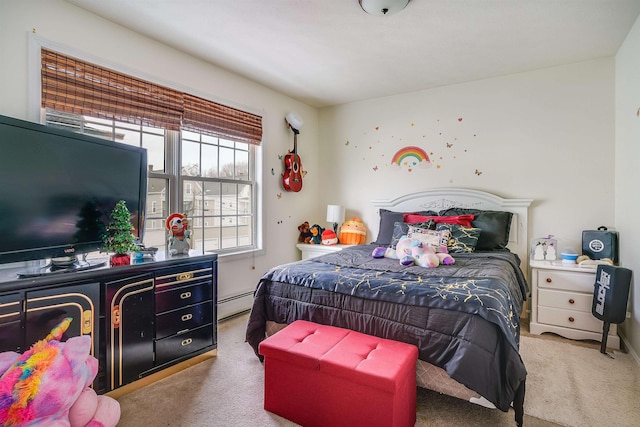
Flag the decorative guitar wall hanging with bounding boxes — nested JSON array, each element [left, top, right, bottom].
[[282, 112, 304, 192]]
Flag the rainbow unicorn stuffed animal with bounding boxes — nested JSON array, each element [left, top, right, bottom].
[[0, 318, 120, 427]]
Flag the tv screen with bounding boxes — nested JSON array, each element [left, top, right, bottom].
[[0, 114, 147, 265]]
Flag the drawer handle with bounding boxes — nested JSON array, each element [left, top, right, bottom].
[[180, 291, 192, 300], [569, 299, 575, 304], [568, 317, 575, 323], [181, 313, 193, 322], [177, 273, 194, 281], [545, 277, 552, 283], [181, 338, 193, 346]]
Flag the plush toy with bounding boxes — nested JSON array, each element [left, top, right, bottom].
[[321, 229, 338, 245], [297, 221, 312, 243], [411, 243, 440, 268], [309, 224, 325, 244], [0, 318, 121, 427], [166, 213, 190, 255], [338, 217, 367, 245], [372, 235, 454, 268]]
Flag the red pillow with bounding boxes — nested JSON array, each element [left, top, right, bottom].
[[403, 213, 475, 227]]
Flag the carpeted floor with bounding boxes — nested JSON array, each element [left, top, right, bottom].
[[114, 313, 640, 427]]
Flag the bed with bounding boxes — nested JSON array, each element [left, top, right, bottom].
[[246, 188, 533, 426]]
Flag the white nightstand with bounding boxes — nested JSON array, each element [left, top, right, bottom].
[[296, 243, 353, 260], [529, 260, 620, 349]]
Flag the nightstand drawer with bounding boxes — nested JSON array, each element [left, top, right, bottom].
[[538, 289, 592, 313], [155, 324, 214, 365], [538, 306, 606, 333], [155, 301, 213, 340], [536, 269, 595, 292]]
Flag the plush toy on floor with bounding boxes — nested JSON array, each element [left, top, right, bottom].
[[0, 318, 121, 427]]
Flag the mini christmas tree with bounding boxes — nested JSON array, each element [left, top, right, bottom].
[[102, 200, 138, 255]]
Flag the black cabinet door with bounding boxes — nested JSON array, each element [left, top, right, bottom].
[[105, 273, 154, 391], [25, 282, 100, 354], [0, 293, 22, 352]]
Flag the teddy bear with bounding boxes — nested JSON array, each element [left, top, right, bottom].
[[372, 235, 454, 268], [297, 221, 313, 243], [0, 317, 121, 427]]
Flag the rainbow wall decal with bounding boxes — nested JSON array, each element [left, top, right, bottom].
[[391, 146, 431, 172]]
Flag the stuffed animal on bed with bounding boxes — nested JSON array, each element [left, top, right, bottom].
[[0, 318, 121, 427], [372, 235, 454, 268]]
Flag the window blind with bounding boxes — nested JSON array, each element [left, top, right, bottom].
[[41, 49, 262, 145]]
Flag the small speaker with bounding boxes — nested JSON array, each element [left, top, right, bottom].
[[592, 265, 632, 354], [592, 265, 631, 324], [582, 227, 619, 263]]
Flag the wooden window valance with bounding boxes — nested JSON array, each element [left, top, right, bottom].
[[41, 49, 262, 145]]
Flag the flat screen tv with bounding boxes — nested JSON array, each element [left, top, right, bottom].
[[0, 114, 147, 268]]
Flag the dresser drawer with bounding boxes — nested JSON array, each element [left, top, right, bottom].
[[538, 306, 607, 333], [155, 281, 213, 314], [155, 301, 213, 340], [537, 289, 593, 313], [155, 262, 214, 290], [155, 324, 213, 365], [536, 269, 595, 292]]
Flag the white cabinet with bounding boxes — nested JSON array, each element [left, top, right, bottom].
[[529, 260, 619, 349], [296, 243, 353, 260]]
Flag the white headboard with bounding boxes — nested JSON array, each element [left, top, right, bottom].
[[371, 188, 533, 270]]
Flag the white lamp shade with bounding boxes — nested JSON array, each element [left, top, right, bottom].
[[285, 111, 304, 132], [326, 205, 345, 224], [359, 0, 409, 16]]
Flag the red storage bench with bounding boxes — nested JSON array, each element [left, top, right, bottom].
[[258, 320, 418, 427]]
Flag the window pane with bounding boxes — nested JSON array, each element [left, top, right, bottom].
[[182, 140, 200, 176], [219, 147, 234, 178], [143, 132, 166, 173], [238, 184, 252, 214], [144, 177, 169, 248], [202, 143, 218, 178], [221, 216, 237, 249], [235, 149, 249, 180], [117, 128, 141, 147], [238, 215, 253, 246]]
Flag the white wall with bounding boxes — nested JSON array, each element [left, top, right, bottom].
[[0, 0, 321, 318], [615, 15, 640, 360], [319, 59, 615, 255]]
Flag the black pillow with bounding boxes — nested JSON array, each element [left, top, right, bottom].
[[439, 208, 513, 251], [436, 223, 481, 253], [373, 209, 438, 246]]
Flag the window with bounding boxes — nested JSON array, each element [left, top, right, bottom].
[[40, 49, 262, 255]]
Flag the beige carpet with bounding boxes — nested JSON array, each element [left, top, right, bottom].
[[115, 314, 640, 427]]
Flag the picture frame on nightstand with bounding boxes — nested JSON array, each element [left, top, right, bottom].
[[530, 237, 557, 261]]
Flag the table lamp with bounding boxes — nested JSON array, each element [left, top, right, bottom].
[[326, 205, 345, 235]]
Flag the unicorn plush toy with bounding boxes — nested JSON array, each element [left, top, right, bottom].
[[0, 318, 121, 427]]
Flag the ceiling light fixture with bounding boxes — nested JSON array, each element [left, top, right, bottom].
[[359, 0, 410, 16]]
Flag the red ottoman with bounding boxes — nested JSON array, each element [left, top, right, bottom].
[[258, 320, 418, 427]]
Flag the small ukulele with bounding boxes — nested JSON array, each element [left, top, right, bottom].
[[282, 126, 303, 192]]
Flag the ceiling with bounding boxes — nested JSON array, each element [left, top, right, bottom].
[[65, 0, 640, 108]]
